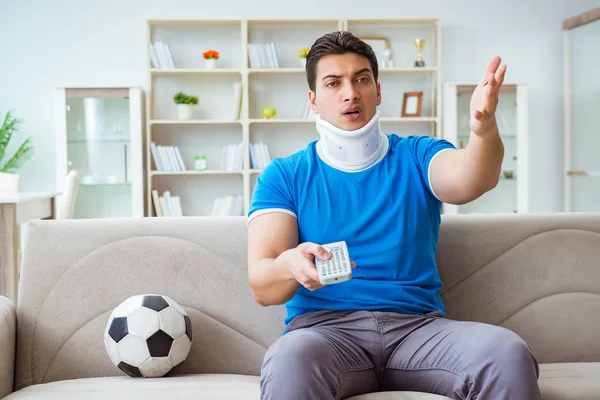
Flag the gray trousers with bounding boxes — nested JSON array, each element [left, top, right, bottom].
[[260, 310, 540, 400]]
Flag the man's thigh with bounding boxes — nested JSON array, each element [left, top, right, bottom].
[[380, 314, 539, 397], [261, 310, 381, 399]]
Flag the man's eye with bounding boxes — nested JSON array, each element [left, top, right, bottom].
[[358, 77, 369, 82], [326, 82, 339, 87]]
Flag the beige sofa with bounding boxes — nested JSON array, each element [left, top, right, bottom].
[[1, 213, 600, 399]]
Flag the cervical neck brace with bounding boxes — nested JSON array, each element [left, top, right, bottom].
[[316, 109, 385, 171]]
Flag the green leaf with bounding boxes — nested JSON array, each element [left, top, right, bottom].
[[0, 137, 33, 173], [0, 110, 34, 173], [0, 111, 20, 165]]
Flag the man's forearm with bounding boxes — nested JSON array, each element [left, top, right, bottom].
[[462, 120, 504, 196], [248, 256, 299, 307]]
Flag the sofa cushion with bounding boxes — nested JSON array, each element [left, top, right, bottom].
[[539, 362, 600, 399], [3, 374, 261, 399], [1, 374, 450, 400], [3, 364, 600, 399]]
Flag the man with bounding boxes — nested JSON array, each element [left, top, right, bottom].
[[247, 31, 540, 400]]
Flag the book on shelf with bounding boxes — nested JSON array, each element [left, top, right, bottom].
[[151, 142, 186, 171], [220, 142, 244, 170], [149, 42, 175, 69], [248, 43, 280, 68], [152, 189, 183, 217], [249, 142, 272, 169], [210, 194, 244, 216], [232, 82, 242, 120], [301, 99, 318, 120]]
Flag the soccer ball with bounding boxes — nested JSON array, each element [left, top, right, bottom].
[[103, 294, 193, 378]]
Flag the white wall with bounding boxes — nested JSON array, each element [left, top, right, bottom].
[[1, 0, 599, 211]]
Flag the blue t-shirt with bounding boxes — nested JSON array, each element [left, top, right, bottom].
[[248, 133, 455, 326]]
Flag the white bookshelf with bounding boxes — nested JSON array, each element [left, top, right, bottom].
[[442, 83, 529, 215], [145, 18, 442, 217]]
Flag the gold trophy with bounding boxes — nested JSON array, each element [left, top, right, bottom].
[[413, 39, 426, 67]]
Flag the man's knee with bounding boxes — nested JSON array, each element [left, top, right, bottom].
[[262, 329, 334, 377], [480, 326, 538, 376]]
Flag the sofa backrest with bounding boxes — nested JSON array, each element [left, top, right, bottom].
[[14, 213, 600, 389], [437, 212, 600, 365], [15, 217, 287, 390]]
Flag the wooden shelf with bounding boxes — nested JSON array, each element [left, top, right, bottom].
[[150, 119, 242, 125], [151, 170, 242, 176], [150, 69, 241, 76], [248, 68, 304, 74], [249, 118, 313, 124], [146, 18, 442, 217]]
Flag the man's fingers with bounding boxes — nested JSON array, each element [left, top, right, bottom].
[[495, 63, 507, 86], [299, 242, 331, 260], [351, 262, 356, 269], [300, 262, 323, 290], [483, 56, 501, 83]]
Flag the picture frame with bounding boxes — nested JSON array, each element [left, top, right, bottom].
[[401, 91, 423, 117], [358, 36, 392, 68]]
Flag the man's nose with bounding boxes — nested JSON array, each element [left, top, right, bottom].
[[343, 83, 359, 102]]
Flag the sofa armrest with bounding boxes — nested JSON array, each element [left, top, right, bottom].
[[0, 296, 15, 398]]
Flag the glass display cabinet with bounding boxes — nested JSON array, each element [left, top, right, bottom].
[[442, 82, 529, 214], [563, 9, 600, 211], [54, 87, 144, 218]]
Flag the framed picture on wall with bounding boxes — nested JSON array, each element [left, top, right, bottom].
[[358, 36, 392, 68], [401, 91, 423, 117]]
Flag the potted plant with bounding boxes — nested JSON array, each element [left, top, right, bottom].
[[203, 50, 219, 69], [298, 48, 310, 67], [173, 91, 199, 120], [0, 111, 34, 197]]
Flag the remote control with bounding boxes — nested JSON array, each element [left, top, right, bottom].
[[315, 241, 352, 285]]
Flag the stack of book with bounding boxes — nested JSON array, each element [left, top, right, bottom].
[[220, 142, 244, 170], [148, 41, 176, 69], [248, 42, 280, 68], [151, 189, 183, 217], [249, 142, 272, 169], [210, 195, 244, 216], [150, 143, 186, 171]]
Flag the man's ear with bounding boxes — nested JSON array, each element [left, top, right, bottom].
[[376, 82, 382, 106], [308, 90, 319, 114]]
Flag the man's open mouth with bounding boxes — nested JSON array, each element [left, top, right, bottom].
[[343, 107, 360, 115]]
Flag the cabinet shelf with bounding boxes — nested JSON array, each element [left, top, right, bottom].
[[150, 69, 242, 76], [151, 170, 242, 176], [79, 182, 132, 187], [67, 138, 130, 143], [150, 119, 241, 125]]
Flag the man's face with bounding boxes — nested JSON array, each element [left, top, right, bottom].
[[309, 52, 381, 131]]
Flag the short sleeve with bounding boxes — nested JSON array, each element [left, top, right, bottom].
[[248, 160, 297, 224], [408, 135, 456, 200]]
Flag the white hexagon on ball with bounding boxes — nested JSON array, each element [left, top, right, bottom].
[[104, 294, 193, 378], [169, 335, 192, 367], [159, 306, 186, 339], [117, 334, 150, 367], [128, 306, 160, 339], [139, 357, 173, 378]]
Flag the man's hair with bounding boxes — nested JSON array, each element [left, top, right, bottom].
[[305, 30, 379, 92]]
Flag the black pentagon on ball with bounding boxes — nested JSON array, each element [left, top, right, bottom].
[[118, 361, 143, 377], [108, 317, 128, 343], [142, 295, 169, 312], [147, 329, 173, 357], [184, 315, 192, 340]]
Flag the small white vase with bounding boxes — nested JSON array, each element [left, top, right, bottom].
[[205, 58, 217, 69], [176, 104, 194, 120], [0, 172, 20, 198], [301, 58, 306, 68]]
